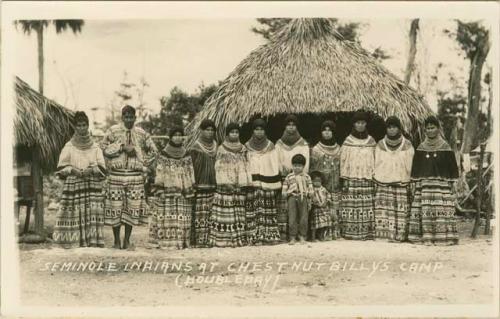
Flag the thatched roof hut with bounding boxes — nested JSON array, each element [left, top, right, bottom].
[[187, 18, 433, 144], [14, 76, 74, 172]]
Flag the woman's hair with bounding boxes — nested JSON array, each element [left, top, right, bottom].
[[252, 118, 267, 130], [199, 119, 216, 131], [321, 120, 336, 132], [385, 116, 402, 130], [169, 126, 184, 139], [352, 109, 369, 123], [424, 115, 440, 128], [225, 122, 240, 136], [284, 114, 299, 126], [73, 111, 89, 126]]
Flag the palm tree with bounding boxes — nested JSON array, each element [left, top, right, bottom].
[[15, 19, 84, 94], [14, 19, 84, 240]]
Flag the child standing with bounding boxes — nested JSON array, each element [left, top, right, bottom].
[[282, 154, 314, 245], [310, 171, 334, 241]]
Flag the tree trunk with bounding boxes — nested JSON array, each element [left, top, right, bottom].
[[404, 19, 419, 85], [460, 37, 490, 154], [36, 24, 44, 94], [484, 70, 493, 235], [471, 143, 486, 238], [32, 148, 45, 239]]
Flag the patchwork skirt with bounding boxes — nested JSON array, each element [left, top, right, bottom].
[[340, 179, 375, 240], [53, 175, 105, 248], [408, 179, 458, 244], [208, 187, 247, 247], [374, 182, 410, 241], [192, 188, 215, 247], [148, 192, 193, 249], [246, 188, 280, 244], [104, 171, 148, 227]]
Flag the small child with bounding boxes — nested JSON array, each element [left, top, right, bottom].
[[282, 154, 313, 245], [309, 171, 332, 242]]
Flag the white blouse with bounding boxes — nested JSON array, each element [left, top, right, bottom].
[[374, 138, 414, 184], [340, 135, 376, 180]]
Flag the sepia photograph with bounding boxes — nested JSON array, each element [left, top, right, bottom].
[[1, 1, 499, 318]]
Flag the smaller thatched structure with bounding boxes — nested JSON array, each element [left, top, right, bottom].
[[187, 18, 434, 145], [14, 76, 74, 172], [14, 76, 75, 240]]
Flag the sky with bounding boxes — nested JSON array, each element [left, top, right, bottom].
[[11, 18, 493, 128]]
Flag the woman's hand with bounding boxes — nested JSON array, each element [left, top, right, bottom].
[[82, 167, 94, 178], [71, 167, 83, 177]]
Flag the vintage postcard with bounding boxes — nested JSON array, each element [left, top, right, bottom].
[[1, 1, 499, 318]]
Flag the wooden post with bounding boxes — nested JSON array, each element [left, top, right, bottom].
[[471, 143, 486, 238], [484, 151, 492, 235], [32, 147, 45, 240]]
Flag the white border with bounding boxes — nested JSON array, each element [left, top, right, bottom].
[[2, 1, 499, 318]]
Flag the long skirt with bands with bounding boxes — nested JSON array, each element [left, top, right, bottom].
[[408, 179, 458, 244], [104, 171, 148, 227], [340, 179, 375, 240], [374, 183, 410, 241], [192, 188, 214, 247], [246, 188, 280, 244], [148, 193, 193, 249], [209, 187, 247, 247], [53, 175, 105, 248]]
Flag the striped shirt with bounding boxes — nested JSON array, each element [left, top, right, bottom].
[[282, 172, 314, 198]]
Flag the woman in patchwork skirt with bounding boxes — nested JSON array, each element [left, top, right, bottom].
[[209, 123, 253, 247], [373, 116, 414, 242], [339, 110, 376, 240], [408, 116, 459, 245], [148, 127, 196, 249], [53, 111, 107, 248], [189, 119, 218, 247], [245, 118, 282, 245], [310, 120, 341, 240]]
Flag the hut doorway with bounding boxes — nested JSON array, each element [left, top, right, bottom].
[[239, 111, 387, 145]]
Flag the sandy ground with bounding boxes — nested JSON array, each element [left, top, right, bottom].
[[17, 219, 496, 308]]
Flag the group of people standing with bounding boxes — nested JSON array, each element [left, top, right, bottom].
[[52, 105, 460, 250]]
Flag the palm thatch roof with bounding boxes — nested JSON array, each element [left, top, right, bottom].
[[14, 76, 74, 171], [187, 18, 433, 143]]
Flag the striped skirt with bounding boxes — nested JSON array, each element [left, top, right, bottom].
[[148, 193, 193, 249], [310, 205, 331, 230], [374, 183, 410, 241], [313, 192, 340, 240], [208, 187, 247, 247], [53, 175, 105, 248], [408, 179, 458, 244], [192, 188, 215, 247], [340, 179, 375, 240], [104, 171, 148, 227], [246, 188, 280, 244]]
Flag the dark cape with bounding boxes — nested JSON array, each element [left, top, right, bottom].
[[410, 150, 459, 180], [189, 140, 217, 189]]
